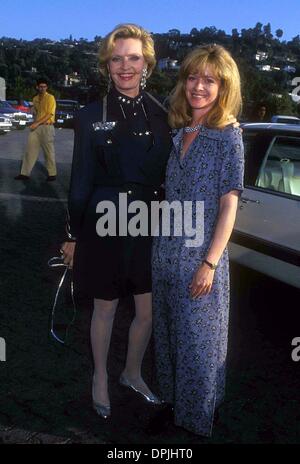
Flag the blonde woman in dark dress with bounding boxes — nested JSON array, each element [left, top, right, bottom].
[[62, 24, 172, 419]]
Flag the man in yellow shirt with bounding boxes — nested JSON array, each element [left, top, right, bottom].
[[15, 78, 57, 181]]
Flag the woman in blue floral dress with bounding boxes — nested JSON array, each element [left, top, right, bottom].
[[152, 44, 244, 436]]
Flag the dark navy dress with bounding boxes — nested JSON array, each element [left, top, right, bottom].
[[152, 125, 244, 436], [68, 88, 172, 300]]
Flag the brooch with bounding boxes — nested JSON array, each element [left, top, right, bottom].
[[92, 121, 117, 131]]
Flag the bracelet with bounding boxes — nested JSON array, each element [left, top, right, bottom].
[[203, 259, 217, 270]]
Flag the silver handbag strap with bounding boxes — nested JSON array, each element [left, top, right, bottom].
[[48, 256, 76, 344]]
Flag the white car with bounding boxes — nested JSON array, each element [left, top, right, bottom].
[[229, 123, 300, 289], [0, 116, 13, 134], [271, 115, 300, 125], [12, 111, 33, 128], [0, 100, 33, 129]]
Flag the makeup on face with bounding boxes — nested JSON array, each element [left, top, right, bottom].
[[185, 67, 221, 113], [108, 38, 146, 98]]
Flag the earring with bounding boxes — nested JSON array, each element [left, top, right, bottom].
[[140, 68, 147, 90]]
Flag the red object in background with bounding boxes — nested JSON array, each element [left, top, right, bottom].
[[13, 104, 31, 113]]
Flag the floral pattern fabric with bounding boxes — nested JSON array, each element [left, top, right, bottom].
[[152, 125, 244, 436]]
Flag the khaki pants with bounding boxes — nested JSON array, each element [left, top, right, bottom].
[[21, 125, 56, 177]]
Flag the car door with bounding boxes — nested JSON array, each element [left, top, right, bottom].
[[229, 129, 300, 288]]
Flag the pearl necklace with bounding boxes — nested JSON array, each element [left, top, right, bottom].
[[184, 124, 202, 133]]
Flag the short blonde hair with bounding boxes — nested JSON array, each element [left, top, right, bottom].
[[99, 24, 156, 78], [168, 44, 242, 129]]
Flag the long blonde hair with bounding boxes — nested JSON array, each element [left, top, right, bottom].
[[99, 24, 156, 78], [168, 44, 242, 129]]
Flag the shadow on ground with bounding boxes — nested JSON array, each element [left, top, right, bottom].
[[0, 177, 300, 444]]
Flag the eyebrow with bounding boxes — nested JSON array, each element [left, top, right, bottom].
[[111, 53, 143, 57], [189, 73, 219, 80]]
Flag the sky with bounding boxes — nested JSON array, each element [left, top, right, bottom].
[[1, 0, 299, 41]]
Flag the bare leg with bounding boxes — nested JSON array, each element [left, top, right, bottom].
[[122, 292, 156, 397], [91, 298, 118, 406]]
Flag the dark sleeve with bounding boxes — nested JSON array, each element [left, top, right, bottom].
[[219, 127, 244, 198], [66, 110, 96, 239]]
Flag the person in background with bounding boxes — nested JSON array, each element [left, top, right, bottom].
[[15, 78, 57, 181], [250, 103, 268, 122]]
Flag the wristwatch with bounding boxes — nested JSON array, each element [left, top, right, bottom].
[[203, 259, 218, 270]]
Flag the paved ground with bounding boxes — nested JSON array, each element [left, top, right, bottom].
[[0, 128, 300, 445]]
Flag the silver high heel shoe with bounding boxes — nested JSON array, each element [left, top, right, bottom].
[[92, 376, 111, 419], [92, 400, 111, 419], [119, 374, 163, 405]]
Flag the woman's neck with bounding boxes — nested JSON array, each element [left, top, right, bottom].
[[191, 102, 215, 126], [114, 86, 140, 98]]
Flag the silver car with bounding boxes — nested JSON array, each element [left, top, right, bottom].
[[0, 116, 13, 134], [229, 123, 300, 289], [0, 100, 33, 129]]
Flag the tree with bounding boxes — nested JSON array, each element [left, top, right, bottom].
[[148, 70, 175, 97], [232, 28, 239, 39], [254, 22, 263, 38], [13, 75, 26, 98], [168, 29, 180, 37], [276, 29, 283, 39], [263, 23, 273, 40]]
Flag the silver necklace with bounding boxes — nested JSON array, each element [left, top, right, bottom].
[[117, 94, 143, 105], [119, 101, 152, 137], [184, 124, 202, 133]]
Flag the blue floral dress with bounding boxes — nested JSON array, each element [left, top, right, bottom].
[[152, 125, 244, 436]]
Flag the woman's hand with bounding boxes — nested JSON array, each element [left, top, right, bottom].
[[227, 115, 240, 128], [60, 241, 76, 268], [189, 262, 215, 299]]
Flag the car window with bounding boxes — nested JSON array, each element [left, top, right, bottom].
[[242, 132, 272, 187], [0, 101, 14, 110], [57, 102, 78, 110], [277, 118, 300, 125], [256, 136, 300, 198]]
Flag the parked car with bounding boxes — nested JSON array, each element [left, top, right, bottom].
[[0, 100, 33, 129], [271, 115, 300, 125], [6, 99, 32, 113], [229, 123, 300, 289], [55, 99, 80, 128], [0, 116, 13, 134]]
